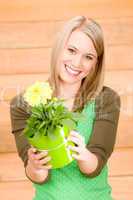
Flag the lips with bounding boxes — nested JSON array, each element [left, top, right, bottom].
[[65, 65, 81, 76]]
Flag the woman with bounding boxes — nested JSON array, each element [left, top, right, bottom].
[[10, 16, 121, 199]]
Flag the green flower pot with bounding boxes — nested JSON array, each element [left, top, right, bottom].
[[28, 125, 75, 169]]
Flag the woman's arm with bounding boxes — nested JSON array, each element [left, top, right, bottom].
[[68, 86, 121, 177], [86, 86, 121, 177], [10, 94, 51, 184]]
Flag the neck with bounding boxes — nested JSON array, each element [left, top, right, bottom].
[[57, 80, 81, 100]]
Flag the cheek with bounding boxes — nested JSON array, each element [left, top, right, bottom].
[[81, 62, 96, 77], [84, 64, 95, 74], [61, 51, 70, 60]]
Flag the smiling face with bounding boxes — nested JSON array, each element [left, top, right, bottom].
[[58, 30, 98, 85]]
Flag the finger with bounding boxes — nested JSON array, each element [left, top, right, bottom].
[[41, 165, 52, 170], [71, 153, 81, 160], [68, 136, 82, 146], [34, 151, 48, 160], [31, 155, 51, 167], [70, 130, 80, 137], [70, 131, 85, 142], [32, 147, 37, 153], [68, 145, 80, 153], [28, 147, 36, 156], [28, 148, 37, 161], [39, 156, 51, 165], [34, 162, 52, 170]]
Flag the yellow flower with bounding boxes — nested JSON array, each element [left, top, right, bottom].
[[23, 81, 53, 106]]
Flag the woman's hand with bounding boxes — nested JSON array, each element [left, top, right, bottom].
[[25, 147, 52, 183], [67, 130, 89, 161], [27, 147, 52, 170], [67, 130, 98, 175]]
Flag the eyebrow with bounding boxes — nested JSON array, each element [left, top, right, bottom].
[[68, 45, 97, 58]]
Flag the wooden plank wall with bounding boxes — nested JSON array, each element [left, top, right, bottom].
[[0, 1, 133, 200]]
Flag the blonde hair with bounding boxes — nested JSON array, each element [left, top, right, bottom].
[[48, 16, 105, 112]]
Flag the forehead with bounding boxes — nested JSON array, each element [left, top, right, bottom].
[[66, 30, 97, 54]]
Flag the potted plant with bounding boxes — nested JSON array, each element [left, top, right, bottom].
[[23, 81, 81, 169]]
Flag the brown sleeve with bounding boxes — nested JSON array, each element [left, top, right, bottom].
[[10, 94, 51, 184], [86, 86, 121, 178]]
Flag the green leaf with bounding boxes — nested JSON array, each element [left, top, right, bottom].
[[23, 96, 85, 139], [23, 127, 35, 138], [38, 120, 46, 130]]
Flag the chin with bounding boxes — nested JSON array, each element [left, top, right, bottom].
[[59, 76, 76, 84]]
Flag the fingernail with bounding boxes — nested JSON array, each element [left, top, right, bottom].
[[33, 148, 37, 153], [42, 151, 48, 156]]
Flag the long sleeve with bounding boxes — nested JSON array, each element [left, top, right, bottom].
[[86, 86, 121, 177], [10, 94, 51, 183], [10, 94, 31, 167]]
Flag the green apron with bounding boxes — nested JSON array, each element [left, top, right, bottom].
[[33, 100, 113, 200]]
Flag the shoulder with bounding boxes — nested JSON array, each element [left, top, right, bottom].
[[10, 93, 31, 134], [10, 93, 31, 117], [10, 93, 23, 106], [95, 86, 121, 120], [95, 86, 121, 107], [98, 85, 120, 99]]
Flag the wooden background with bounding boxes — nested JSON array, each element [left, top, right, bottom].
[[0, 1, 133, 199]]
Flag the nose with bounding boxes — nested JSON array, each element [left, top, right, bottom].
[[72, 55, 82, 67]]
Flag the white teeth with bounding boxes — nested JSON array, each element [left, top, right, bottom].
[[65, 65, 81, 75]]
